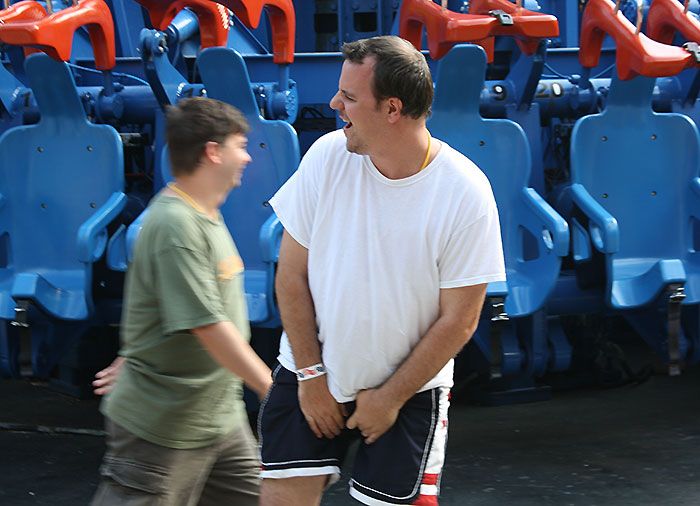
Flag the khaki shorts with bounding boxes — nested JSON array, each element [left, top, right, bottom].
[[91, 418, 260, 506]]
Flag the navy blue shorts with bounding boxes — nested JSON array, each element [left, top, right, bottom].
[[258, 363, 450, 505]]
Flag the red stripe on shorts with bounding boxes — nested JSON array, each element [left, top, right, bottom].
[[411, 495, 438, 506], [422, 473, 439, 486]]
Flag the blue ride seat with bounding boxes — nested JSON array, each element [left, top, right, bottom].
[[428, 44, 569, 380], [0, 53, 126, 322], [199, 48, 299, 326], [107, 207, 150, 271], [568, 74, 700, 309], [428, 44, 569, 319], [108, 48, 298, 327]]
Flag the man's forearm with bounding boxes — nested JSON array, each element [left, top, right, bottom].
[[379, 285, 487, 407], [275, 232, 346, 439], [382, 316, 476, 404], [275, 264, 321, 368], [345, 306, 482, 445], [192, 321, 272, 398]]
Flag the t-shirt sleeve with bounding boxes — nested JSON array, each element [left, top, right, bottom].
[[438, 205, 506, 289], [155, 243, 230, 334], [268, 134, 327, 248]]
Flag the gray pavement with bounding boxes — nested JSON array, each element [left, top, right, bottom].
[[1, 362, 699, 505], [323, 365, 700, 506]]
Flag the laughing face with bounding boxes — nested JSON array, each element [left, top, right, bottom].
[[217, 133, 251, 190], [329, 57, 386, 155]]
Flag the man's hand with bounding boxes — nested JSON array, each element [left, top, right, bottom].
[[346, 388, 401, 445], [298, 376, 347, 439], [92, 356, 125, 395]]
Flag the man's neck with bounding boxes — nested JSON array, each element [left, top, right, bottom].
[[369, 124, 438, 180], [167, 177, 224, 220]]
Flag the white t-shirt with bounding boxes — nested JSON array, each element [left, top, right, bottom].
[[269, 130, 506, 402]]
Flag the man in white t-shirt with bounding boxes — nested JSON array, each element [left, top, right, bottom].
[[259, 36, 506, 506]]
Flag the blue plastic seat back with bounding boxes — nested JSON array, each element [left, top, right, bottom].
[[570, 74, 700, 307], [150, 48, 299, 325], [428, 44, 568, 317], [195, 47, 300, 274], [0, 54, 125, 320]]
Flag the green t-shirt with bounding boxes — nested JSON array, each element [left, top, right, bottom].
[[101, 193, 251, 449]]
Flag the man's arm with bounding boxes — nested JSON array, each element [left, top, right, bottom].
[[276, 230, 347, 439], [93, 322, 272, 399], [191, 321, 272, 400], [346, 283, 487, 444]]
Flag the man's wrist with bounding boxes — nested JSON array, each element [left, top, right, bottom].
[[376, 380, 413, 409], [296, 363, 326, 381]]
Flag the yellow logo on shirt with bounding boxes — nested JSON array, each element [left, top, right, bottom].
[[218, 255, 244, 280]]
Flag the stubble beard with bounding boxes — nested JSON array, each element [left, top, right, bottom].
[[344, 131, 366, 155]]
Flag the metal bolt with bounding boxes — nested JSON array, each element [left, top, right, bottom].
[[651, 134, 657, 140], [37, 147, 43, 152], [87, 146, 93, 151], [670, 286, 686, 302], [479, 141, 485, 146], [602, 136, 607, 141], [551, 82, 564, 97], [260, 143, 266, 149], [651, 191, 657, 196], [90, 203, 96, 208], [603, 193, 608, 198]]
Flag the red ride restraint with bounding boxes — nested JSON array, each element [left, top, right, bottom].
[[579, 0, 699, 80], [133, 0, 230, 48], [399, 0, 557, 62], [0, 0, 116, 70]]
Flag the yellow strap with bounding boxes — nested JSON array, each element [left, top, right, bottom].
[[419, 130, 432, 172], [167, 182, 205, 214]]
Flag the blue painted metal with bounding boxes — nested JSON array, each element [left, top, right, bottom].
[[119, 46, 299, 326], [0, 322, 19, 377], [568, 74, 700, 309], [0, 0, 699, 391], [197, 47, 299, 326], [0, 53, 125, 377], [105, 0, 149, 57], [429, 44, 569, 382], [107, 207, 150, 271], [552, 72, 700, 365], [0, 53, 125, 322], [430, 44, 569, 318], [140, 28, 205, 106], [294, 0, 401, 52]]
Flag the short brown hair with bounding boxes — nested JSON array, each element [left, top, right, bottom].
[[342, 36, 433, 119], [166, 97, 249, 176]]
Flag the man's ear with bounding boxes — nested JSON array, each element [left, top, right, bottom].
[[386, 97, 403, 124], [203, 140, 221, 164]]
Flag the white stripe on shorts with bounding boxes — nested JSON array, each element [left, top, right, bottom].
[[260, 465, 341, 486]]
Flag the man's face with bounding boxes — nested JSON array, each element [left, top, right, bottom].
[[329, 57, 385, 155], [217, 133, 251, 189]]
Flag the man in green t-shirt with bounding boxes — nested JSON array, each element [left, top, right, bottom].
[[91, 97, 272, 506]]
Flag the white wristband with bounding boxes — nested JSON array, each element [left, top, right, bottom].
[[296, 363, 326, 381]]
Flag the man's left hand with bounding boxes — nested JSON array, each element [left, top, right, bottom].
[[345, 388, 401, 445], [93, 356, 125, 396]]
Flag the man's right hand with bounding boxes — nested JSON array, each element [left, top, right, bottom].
[[298, 376, 347, 439]]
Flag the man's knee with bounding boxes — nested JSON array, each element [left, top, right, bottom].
[[259, 475, 329, 506]]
